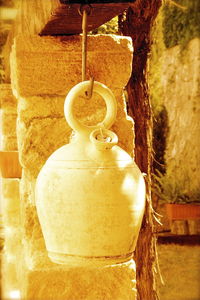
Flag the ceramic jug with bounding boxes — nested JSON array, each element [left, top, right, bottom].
[[35, 81, 146, 266]]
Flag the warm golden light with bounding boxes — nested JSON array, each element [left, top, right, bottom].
[[9, 290, 20, 299]]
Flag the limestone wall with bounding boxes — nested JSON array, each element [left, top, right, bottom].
[[161, 38, 200, 199], [155, 36, 200, 300], [6, 33, 138, 299]]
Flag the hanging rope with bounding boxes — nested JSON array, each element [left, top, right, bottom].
[[82, 9, 87, 82], [79, 4, 94, 98], [79, 4, 91, 82]]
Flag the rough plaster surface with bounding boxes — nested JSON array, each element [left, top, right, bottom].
[[10, 34, 137, 299], [157, 244, 200, 300], [161, 38, 200, 196]]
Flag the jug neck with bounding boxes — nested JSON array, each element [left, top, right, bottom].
[[72, 128, 118, 153]]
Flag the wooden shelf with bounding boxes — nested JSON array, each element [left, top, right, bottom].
[[156, 232, 200, 245]]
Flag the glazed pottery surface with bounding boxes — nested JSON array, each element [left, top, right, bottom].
[[36, 81, 146, 265]]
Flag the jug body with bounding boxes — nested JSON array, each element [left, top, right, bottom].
[[36, 143, 145, 265], [35, 81, 146, 265]]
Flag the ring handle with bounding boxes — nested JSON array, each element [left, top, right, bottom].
[[64, 81, 117, 136]]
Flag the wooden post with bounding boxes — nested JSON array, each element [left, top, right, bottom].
[[119, 1, 162, 299]]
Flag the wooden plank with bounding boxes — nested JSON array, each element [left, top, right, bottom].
[[40, 3, 131, 35], [15, 0, 133, 36], [60, 0, 134, 3], [157, 234, 200, 245]]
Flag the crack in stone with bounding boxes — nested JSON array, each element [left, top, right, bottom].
[[24, 115, 65, 128]]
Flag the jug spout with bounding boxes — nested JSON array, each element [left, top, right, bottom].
[[90, 128, 118, 151]]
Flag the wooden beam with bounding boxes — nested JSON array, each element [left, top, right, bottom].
[[40, 3, 131, 35], [60, 0, 134, 3], [16, 0, 132, 36]]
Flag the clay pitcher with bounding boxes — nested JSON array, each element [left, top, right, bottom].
[[35, 81, 146, 265]]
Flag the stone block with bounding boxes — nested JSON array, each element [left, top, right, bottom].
[[11, 35, 133, 97], [112, 117, 134, 157], [2, 112, 17, 136], [1, 135, 18, 151], [22, 202, 45, 250], [17, 116, 71, 177], [1, 179, 20, 227], [1, 178, 20, 205], [72, 88, 129, 125], [3, 229, 21, 264], [188, 219, 200, 235], [170, 220, 189, 235], [17, 95, 66, 126], [21, 260, 136, 300], [17, 89, 127, 127], [20, 173, 36, 205], [19, 173, 49, 268], [0, 84, 17, 113]]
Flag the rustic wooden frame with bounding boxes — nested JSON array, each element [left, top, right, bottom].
[[60, 1, 134, 3], [15, 0, 133, 35]]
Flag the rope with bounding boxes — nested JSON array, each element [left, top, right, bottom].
[[82, 9, 87, 82], [80, 4, 94, 98]]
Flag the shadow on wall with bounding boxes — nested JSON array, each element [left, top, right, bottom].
[[153, 105, 169, 176]]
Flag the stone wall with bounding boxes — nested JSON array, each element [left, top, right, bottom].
[[4, 33, 138, 299], [161, 38, 200, 199], [155, 37, 200, 300]]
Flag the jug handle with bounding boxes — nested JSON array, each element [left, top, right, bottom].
[[64, 81, 117, 136]]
